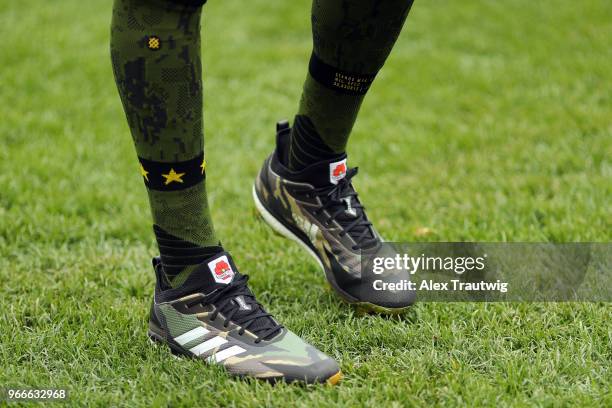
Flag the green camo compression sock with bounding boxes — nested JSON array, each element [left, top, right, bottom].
[[111, 0, 219, 287], [288, 0, 415, 170]]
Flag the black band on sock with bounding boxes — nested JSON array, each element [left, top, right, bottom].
[[153, 225, 223, 279], [138, 152, 206, 191], [308, 52, 377, 96]]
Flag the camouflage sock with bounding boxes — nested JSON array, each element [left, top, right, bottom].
[[111, 0, 216, 286], [288, 0, 414, 170]]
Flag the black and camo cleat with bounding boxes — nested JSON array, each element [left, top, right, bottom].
[[148, 251, 342, 384], [253, 121, 415, 314]]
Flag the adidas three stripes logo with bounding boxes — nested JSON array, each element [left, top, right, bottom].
[[173, 326, 246, 363]]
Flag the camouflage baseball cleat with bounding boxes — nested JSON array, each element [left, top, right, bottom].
[[148, 251, 342, 384], [253, 121, 415, 313]]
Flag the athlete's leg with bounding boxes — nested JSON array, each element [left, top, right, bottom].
[[110, 0, 341, 382], [288, 0, 414, 170], [254, 0, 416, 312], [111, 0, 217, 287]]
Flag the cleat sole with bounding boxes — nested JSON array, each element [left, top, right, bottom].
[[326, 371, 343, 386]]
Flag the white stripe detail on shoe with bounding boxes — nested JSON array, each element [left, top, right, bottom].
[[210, 345, 246, 363], [174, 326, 209, 346], [252, 185, 324, 273], [189, 336, 227, 356]]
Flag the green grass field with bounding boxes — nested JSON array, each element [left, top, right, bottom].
[[1, 0, 611, 406]]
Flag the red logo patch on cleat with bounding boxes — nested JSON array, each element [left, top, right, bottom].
[[329, 159, 347, 185], [333, 163, 346, 177], [214, 261, 230, 276], [207, 255, 235, 284]]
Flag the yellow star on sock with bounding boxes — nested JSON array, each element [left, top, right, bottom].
[[162, 168, 185, 185], [200, 159, 206, 174], [139, 164, 149, 181]]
